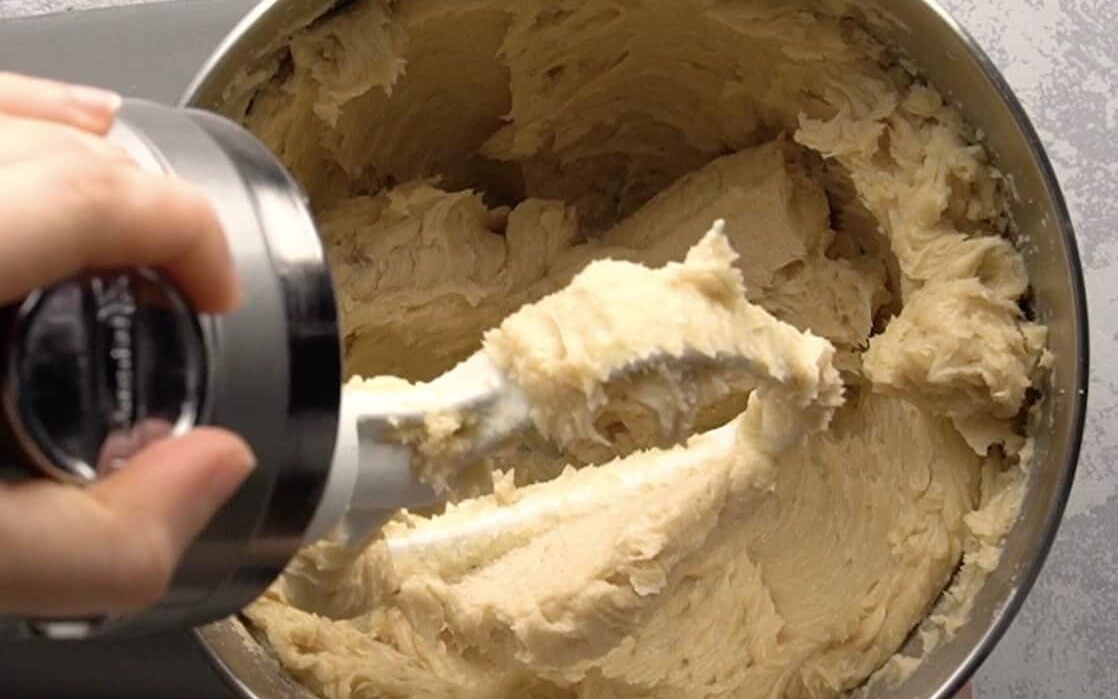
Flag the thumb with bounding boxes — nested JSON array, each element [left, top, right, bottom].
[[0, 428, 254, 617]]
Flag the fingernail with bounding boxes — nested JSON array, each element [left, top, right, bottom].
[[210, 437, 257, 501], [67, 84, 122, 118], [224, 437, 256, 475]]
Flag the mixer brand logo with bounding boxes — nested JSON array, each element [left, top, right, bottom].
[[90, 274, 137, 430]]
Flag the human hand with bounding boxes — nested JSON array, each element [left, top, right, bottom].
[[0, 72, 254, 619]]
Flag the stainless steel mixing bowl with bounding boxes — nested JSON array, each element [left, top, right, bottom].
[[180, 1, 1089, 697]]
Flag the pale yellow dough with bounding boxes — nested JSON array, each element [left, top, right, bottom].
[[217, 0, 1049, 697]]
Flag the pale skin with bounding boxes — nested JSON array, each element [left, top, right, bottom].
[[0, 70, 979, 697]]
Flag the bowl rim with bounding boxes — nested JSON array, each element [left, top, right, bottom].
[[182, 1, 1090, 697], [906, 2, 1089, 698]]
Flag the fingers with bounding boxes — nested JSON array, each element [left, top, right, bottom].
[[0, 151, 241, 312], [0, 112, 129, 167], [0, 72, 121, 135], [0, 428, 254, 617], [0, 75, 253, 619]]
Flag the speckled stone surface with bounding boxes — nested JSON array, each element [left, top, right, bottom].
[[1, 1, 1115, 697], [0, 0, 173, 17], [937, 3, 1118, 697]]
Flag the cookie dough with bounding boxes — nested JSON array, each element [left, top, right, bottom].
[[215, 0, 1049, 696], [376, 222, 844, 489]]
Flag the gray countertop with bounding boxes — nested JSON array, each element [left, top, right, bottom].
[[0, 1, 1115, 698]]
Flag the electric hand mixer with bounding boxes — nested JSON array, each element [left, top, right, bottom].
[[0, 100, 839, 639]]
